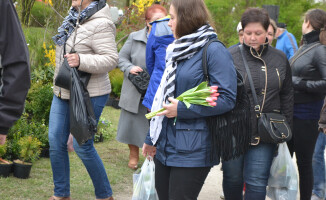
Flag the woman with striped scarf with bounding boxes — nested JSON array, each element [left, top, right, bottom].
[[142, 0, 237, 199]]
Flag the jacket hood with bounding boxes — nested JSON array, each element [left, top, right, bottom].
[[88, 4, 113, 22], [303, 30, 320, 44]]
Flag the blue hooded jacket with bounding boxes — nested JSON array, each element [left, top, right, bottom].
[[142, 17, 174, 110], [276, 30, 298, 60]]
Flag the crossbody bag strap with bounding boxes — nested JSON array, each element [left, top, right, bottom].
[[239, 45, 260, 115], [290, 42, 321, 66], [202, 38, 221, 83]]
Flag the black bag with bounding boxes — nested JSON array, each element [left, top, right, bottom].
[[202, 39, 251, 161], [54, 44, 72, 90], [69, 67, 97, 145], [239, 45, 292, 144], [128, 69, 150, 95]]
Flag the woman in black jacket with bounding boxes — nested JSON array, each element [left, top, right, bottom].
[[289, 9, 326, 200], [222, 8, 293, 200]]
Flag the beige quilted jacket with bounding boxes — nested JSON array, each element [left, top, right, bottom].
[[53, 5, 118, 99]]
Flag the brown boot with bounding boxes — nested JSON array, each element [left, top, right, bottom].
[[128, 144, 139, 169], [48, 196, 71, 200]]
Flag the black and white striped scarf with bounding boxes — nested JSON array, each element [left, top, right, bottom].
[[150, 24, 217, 145]]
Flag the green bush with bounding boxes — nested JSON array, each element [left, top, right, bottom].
[[30, 1, 55, 27], [25, 82, 53, 124], [109, 68, 124, 98], [18, 136, 42, 163]]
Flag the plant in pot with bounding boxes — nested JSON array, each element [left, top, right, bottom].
[[13, 136, 42, 179], [0, 143, 13, 178]]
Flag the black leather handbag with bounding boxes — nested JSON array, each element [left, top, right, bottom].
[[239, 45, 292, 144], [128, 69, 150, 95], [54, 43, 72, 90]]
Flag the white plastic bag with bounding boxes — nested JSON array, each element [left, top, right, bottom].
[[132, 157, 159, 200], [267, 143, 298, 200]]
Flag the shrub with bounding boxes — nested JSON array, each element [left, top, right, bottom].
[[109, 68, 124, 98], [18, 136, 42, 163], [95, 117, 114, 142], [25, 82, 53, 124], [30, 1, 55, 27]]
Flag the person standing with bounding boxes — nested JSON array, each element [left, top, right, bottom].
[[142, 7, 174, 111], [48, 0, 118, 199], [142, 0, 237, 199], [267, 19, 277, 45], [289, 8, 326, 200], [0, 0, 30, 145], [116, 4, 167, 170], [312, 97, 326, 200], [222, 8, 293, 200], [275, 23, 298, 59]]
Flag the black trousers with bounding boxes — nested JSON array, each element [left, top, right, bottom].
[[154, 158, 211, 200], [287, 118, 319, 200]]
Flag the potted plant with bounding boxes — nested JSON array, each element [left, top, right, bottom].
[[13, 136, 42, 179], [0, 143, 12, 177]]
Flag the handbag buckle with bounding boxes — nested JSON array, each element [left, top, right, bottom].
[[254, 105, 260, 112], [250, 137, 260, 145]]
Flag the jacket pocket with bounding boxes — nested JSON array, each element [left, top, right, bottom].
[[276, 68, 281, 90], [175, 129, 203, 153]]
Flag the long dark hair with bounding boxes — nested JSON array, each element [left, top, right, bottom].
[[305, 9, 326, 45]]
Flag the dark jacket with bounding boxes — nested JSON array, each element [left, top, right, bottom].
[[229, 41, 293, 143], [142, 17, 174, 110], [145, 39, 237, 167], [290, 30, 326, 104], [0, 0, 30, 135]]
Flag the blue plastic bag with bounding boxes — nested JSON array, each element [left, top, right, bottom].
[[132, 156, 159, 200]]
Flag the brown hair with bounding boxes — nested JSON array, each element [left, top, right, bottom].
[[270, 18, 277, 35], [170, 0, 214, 38], [305, 9, 326, 45], [145, 4, 167, 21], [241, 8, 270, 31]]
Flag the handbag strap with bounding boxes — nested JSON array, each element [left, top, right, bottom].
[[202, 38, 224, 83], [290, 42, 320, 66], [239, 45, 260, 115]]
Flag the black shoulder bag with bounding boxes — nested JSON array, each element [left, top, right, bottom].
[[203, 39, 251, 161], [128, 68, 150, 95], [239, 45, 291, 144]]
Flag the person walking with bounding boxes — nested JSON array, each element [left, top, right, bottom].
[[0, 0, 30, 146], [116, 4, 167, 170], [142, 0, 237, 199], [289, 8, 326, 200], [222, 8, 293, 200], [48, 0, 118, 199]]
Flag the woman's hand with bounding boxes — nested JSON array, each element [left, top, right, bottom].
[[130, 66, 143, 75], [64, 53, 80, 68], [142, 143, 156, 157], [157, 97, 178, 118]]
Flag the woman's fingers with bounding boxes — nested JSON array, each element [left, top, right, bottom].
[[64, 53, 80, 67]]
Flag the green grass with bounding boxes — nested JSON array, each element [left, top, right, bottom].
[[0, 106, 144, 200]]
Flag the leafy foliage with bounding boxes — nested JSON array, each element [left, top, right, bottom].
[[18, 136, 42, 163], [109, 68, 124, 98], [0, 143, 7, 158], [30, 1, 55, 27]]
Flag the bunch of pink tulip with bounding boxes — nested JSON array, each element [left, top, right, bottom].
[[145, 82, 219, 119]]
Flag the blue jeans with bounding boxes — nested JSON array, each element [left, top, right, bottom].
[[312, 132, 326, 199], [222, 143, 277, 200], [49, 94, 112, 199]]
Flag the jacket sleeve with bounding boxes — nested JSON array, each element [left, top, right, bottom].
[[78, 20, 118, 74], [146, 31, 156, 76], [280, 61, 294, 128], [285, 33, 298, 60], [177, 42, 237, 119], [118, 33, 134, 76], [0, 0, 31, 135], [293, 46, 326, 93]]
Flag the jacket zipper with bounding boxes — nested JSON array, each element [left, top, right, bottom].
[[276, 68, 281, 90]]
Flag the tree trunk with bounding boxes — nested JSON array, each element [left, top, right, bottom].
[[125, 0, 129, 7]]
